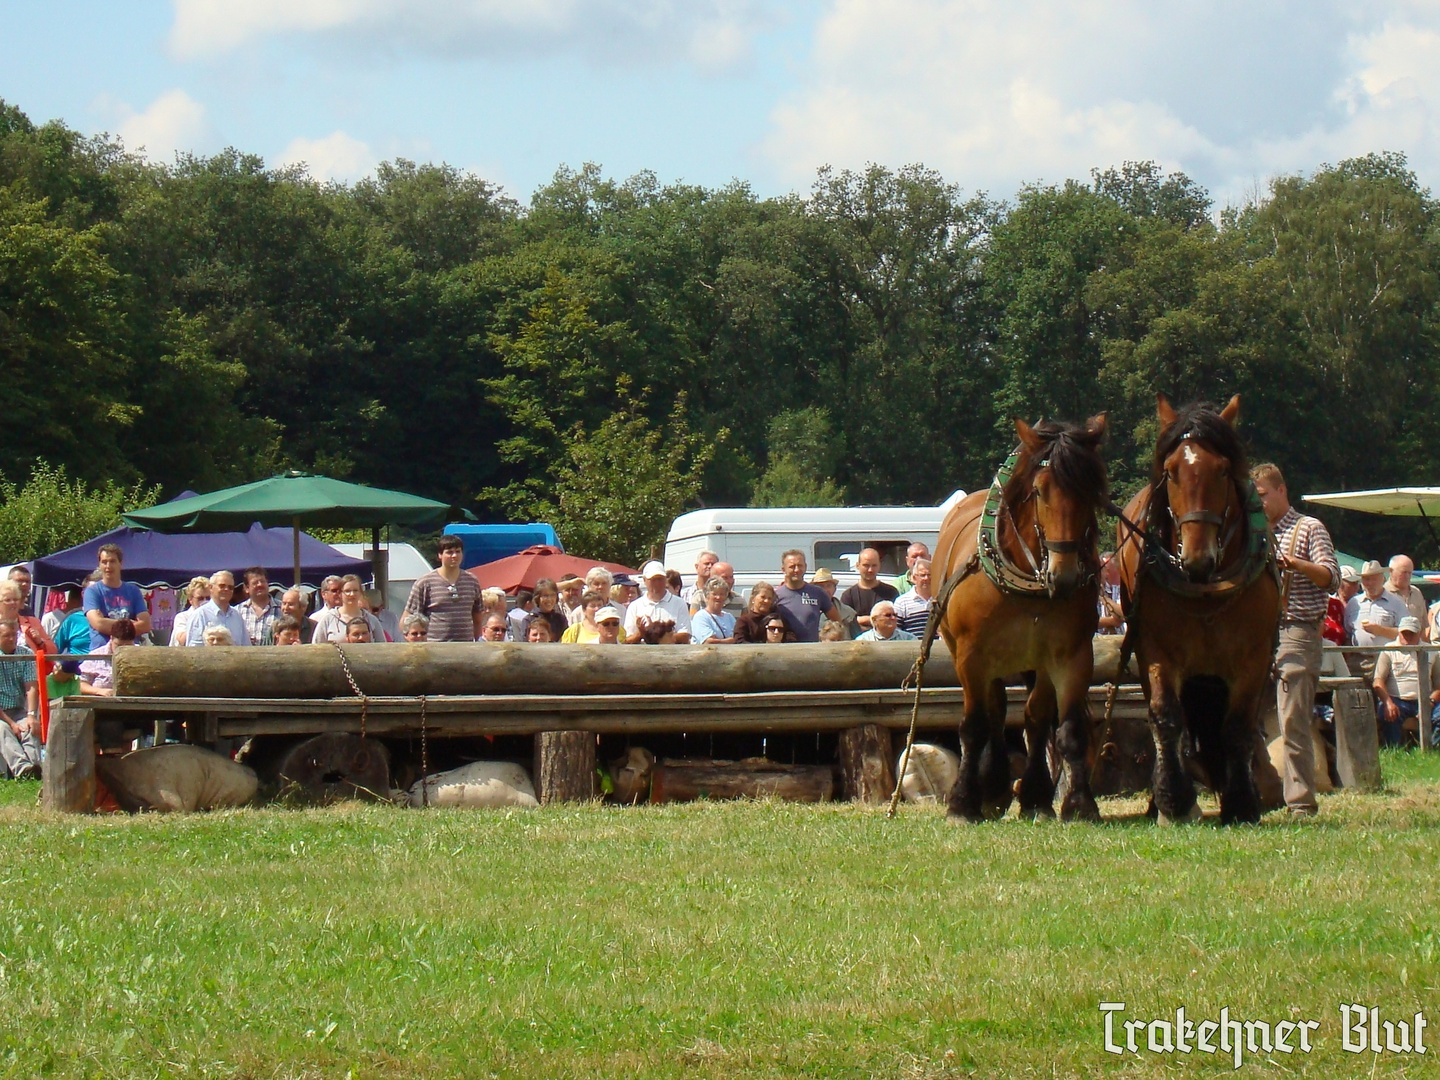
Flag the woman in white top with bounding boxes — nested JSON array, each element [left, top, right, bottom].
[[312, 575, 386, 643], [169, 577, 212, 647]]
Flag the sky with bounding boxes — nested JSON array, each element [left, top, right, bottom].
[[5, 0, 1440, 207]]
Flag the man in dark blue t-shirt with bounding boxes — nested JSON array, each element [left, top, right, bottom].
[[83, 543, 151, 650], [773, 549, 839, 643]]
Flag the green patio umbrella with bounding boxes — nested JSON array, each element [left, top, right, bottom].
[[122, 472, 474, 595]]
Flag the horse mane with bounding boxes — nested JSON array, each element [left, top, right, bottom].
[[1002, 419, 1109, 507], [1151, 400, 1247, 486]]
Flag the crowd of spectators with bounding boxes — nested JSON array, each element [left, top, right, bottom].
[[0, 538, 941, 779]]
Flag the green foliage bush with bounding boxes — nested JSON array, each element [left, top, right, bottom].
[[0, 462, 158, 563]]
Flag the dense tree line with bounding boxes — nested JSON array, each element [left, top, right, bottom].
[[1, 98, 1433, 563]]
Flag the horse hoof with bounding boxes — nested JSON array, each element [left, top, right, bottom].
[[1156, 803, 1203, 826], [946, 808, 986, 825], [1019, 803, 1056, 821], [982, 799, 1011, 821], [1060, 796, 1101, 823]]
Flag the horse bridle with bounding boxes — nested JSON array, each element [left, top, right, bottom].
[[1161, 435, 1243, 576], [1004, 456, 1098, 585]]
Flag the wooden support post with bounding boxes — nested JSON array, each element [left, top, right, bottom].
[[837, 723, 894, 804], [1332, 686, 1382, 792], [1418, 647, 1432, 752], [42, 707, 95, 813], [533, 730, 596, 804]]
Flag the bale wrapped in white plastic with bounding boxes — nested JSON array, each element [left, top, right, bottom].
[[898, 743, 959, 804], [408, 761, 539, 808]]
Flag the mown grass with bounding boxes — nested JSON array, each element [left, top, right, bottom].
[[0, 753, 1437, 1078]]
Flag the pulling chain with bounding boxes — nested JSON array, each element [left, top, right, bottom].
[[419, 694, 429, 808], [331, 644, 368, 740]]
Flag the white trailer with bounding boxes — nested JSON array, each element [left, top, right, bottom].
[[663, 492, 966, 597]]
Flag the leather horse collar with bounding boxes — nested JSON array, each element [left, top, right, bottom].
[[1141, 467, 1276, 599], [978, 447, 1094, 597]]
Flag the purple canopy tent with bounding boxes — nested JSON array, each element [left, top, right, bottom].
[[32, 521, 369, 588]]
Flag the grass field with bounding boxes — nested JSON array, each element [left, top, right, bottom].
[[1, 752, 1438, 1079]]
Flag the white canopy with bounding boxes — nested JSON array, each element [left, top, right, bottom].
[[1304, 487, 1440, 517]]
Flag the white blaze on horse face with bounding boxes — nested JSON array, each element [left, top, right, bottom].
[[1182, 443, 1199, 467]]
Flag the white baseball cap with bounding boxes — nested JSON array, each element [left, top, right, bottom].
[[595, 606, 622, 623], [640, 560, 667, 579]]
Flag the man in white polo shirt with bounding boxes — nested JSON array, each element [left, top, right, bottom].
[[624, 561, 691, 644]]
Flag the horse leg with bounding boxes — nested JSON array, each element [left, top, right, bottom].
[[1055, 657, 1101, 823], [980, 678, 1014, 819], [947, 673, 990, 823], [1219, 680, 1265, 826], [1017, 676, 1057, 818], [1147, 662, 1200, 825]]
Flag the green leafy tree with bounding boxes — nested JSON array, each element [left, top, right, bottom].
[[0, 461, 158, 562], [751, 407, 847, 507], [548, 394, 724, 565]]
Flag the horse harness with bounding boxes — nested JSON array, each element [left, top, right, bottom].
[[888, 447, 1097, 815]]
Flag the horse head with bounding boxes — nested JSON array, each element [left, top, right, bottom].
[[1155, 393, 1243, 583], [1014, 413, 1109, 598]]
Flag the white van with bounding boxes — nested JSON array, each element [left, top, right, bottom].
[[663, 492, 967, 597]]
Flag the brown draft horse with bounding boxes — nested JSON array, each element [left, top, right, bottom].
[[931, 415, 1109, 822], [1115, 395, 1280, 825]]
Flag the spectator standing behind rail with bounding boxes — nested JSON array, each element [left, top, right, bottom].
[[570, 569, 614, 626], [170, 577, 211, 646], [891, 543, 931, 595], [841, 548, 898, 632], [7, 566, 33, 616], [562, 590, 628, 643], [691, 579, 737, 644], [1386, 554, 1427, 629], [404, 536, 483, 641], [0, 581, 53, 656], [279, 588, 313, 643], [682, 551, 719, 611], [85, 544, 152, 649], [80, 617, 138, 693], [1253, 462, 1340, 818], [314, 576, 386, 643], [855, 601, 917, 642], [1346, 560, 1407, 683], [0, 618, 41, 779], [774, 550, 838, 643], [1097, 554, 1125, 635], [508, 589, 535, 640], [41, 584, 83, 639], [273, 616, 304, 645], [809, 569, 858, 638], [524, 579, 570, 641], [479, 614, 508, 642], [557, 574, 585, 617], [732, 581, 782, 643], [593, 607, 623, 644], [625, 562, 692, 644], [1372, 616, 1440, 746], [240, 567, 281, 645], [185, 571, 252, 647], [893, 561, 934, 638]]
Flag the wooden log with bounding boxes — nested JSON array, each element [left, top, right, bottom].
[[837, 723, 894, 803], [649, 759, 835, 803], [114, 641, 963, 699], [534, 730, 596, 803], [43, 707, 95, 813], [113, 636, 1144, 701], [1332, 686, 1382, 792]]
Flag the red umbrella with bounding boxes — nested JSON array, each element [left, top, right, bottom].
[[466, 545, 639, 594]]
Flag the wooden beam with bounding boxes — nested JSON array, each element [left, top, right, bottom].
[[42, 707, 95, 814], [837, 724, 894, 804], [534, 731, 596, 803]]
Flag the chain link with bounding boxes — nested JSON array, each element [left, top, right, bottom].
[[419, 694, 429, 808], [330, 644, 368, 739]]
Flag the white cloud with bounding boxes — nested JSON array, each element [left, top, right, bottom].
[[169, 0, 772, 70], [278, 131, 376, 181], [763, 0, 1440, 204], [111, 89, 209, 162]]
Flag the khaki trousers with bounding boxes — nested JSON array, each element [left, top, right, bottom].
[[1275, 622, 1324, 812]]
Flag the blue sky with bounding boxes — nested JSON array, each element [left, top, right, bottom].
[[5, 1, 1440, 207]]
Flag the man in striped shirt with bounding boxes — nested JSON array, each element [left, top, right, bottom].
[[1253, 463, 1340, 817], [893, 560, 934, 638]]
